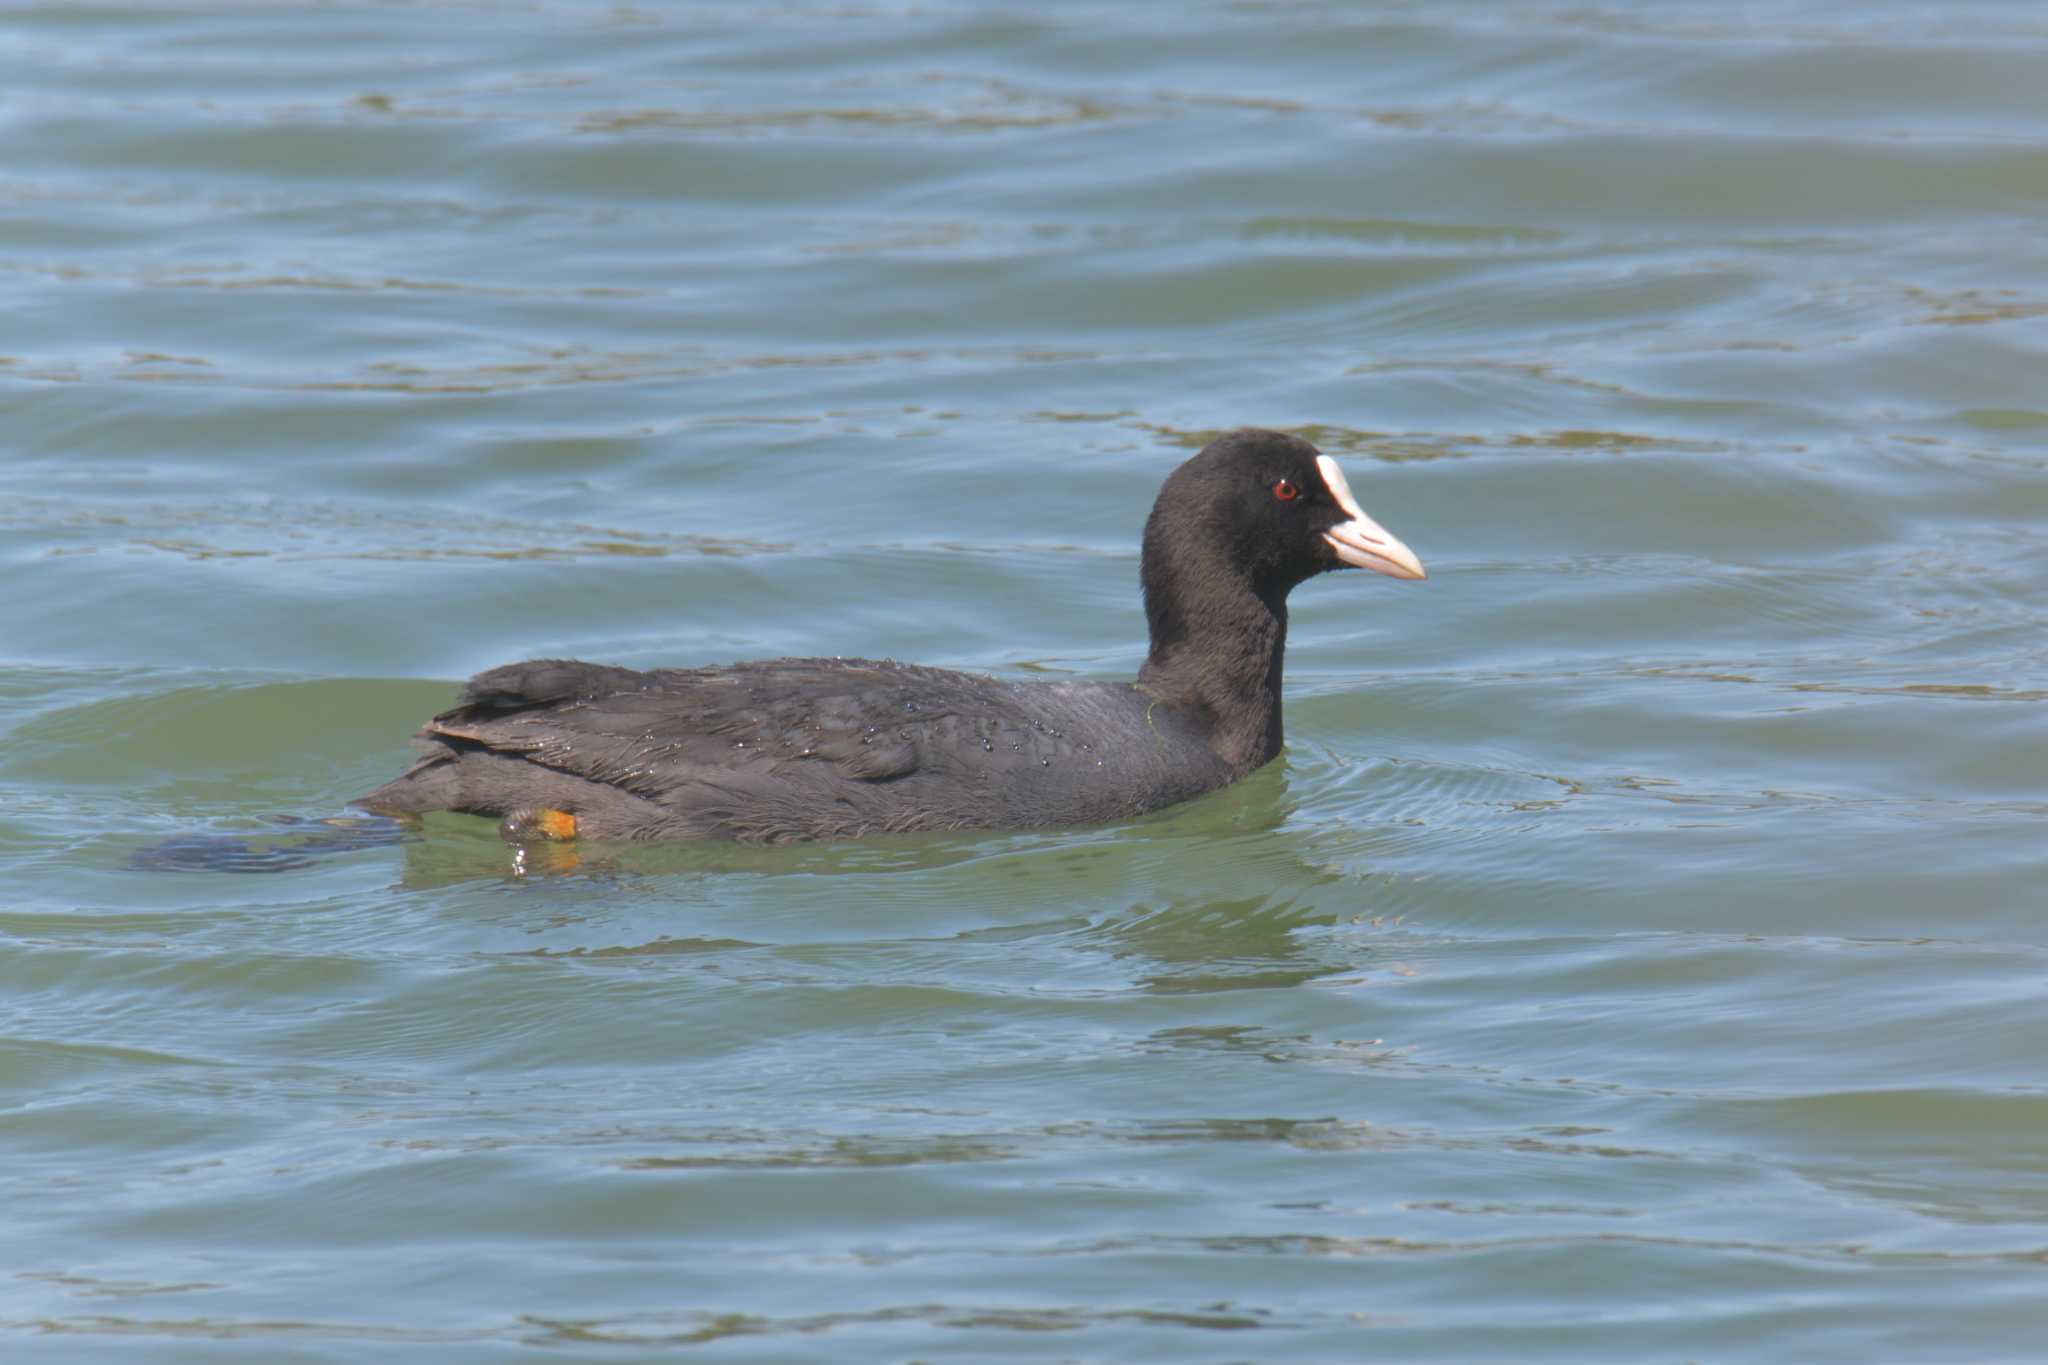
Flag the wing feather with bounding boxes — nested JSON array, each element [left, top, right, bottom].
[[419, 657, 976, 800]]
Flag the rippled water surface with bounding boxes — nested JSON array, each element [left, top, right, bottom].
[[6, 2, 2048, 1359]]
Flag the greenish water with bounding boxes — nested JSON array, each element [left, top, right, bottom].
[[6, 2, 2048, 1359]]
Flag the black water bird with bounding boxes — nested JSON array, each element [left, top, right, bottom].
[[355, 429, 1425, 845]]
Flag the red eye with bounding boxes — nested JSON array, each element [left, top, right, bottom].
[[1272, 479, 1299, 502]]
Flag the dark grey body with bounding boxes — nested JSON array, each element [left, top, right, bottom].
[[353, 429, 1422, 846], [356, 657, 1236, 843]]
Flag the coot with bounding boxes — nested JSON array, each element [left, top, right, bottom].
[[355, 429, 1424, 844]]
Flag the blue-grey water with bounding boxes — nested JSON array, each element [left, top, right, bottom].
[[5, 3, 2048, 1359]]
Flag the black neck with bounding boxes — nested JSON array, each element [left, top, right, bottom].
[[1137, 569, 1290, 776]]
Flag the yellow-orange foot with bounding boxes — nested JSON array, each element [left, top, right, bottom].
[[499, 807, 579, 844]]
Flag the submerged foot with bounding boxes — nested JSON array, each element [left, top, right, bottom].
[[498, 807, 578, 844], [129, 814, 415, 874], [499, 807, 581, 877]]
